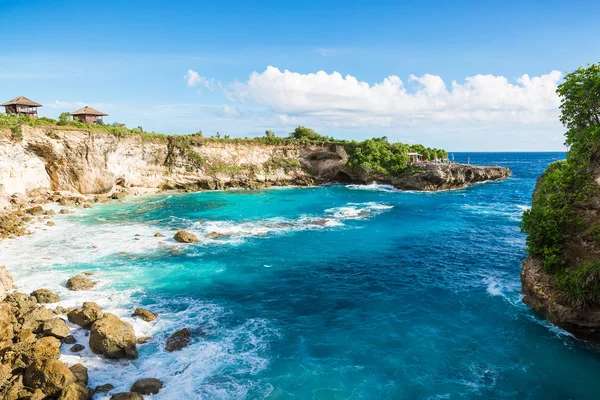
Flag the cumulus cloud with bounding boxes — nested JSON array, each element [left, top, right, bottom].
[[231, 66, 562, 126], [184, 69, 214, 89]]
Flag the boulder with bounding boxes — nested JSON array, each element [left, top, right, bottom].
[[131, 308, 157, 322], [21, 306, 56, 332], [110, 393, 143, 400], [24, 359, 77, 397], [173, 230, 198, 243], [26, 206, 44, 216], [4, 292, 37, 322], [66, 275, 95, 291], [0, 266, 14, 301], [95, 383, 115, 393], [31, 289, 61, 304], [165, 328, 191, 352], [59, 209, 72, 214], [111, 191, 128, 200], [63, 335, 76, 344], [137, 336, 152, 344], [58, 382, 89, 400], [30, 336, 62, 362], [67, 302, 103, 328], [89, 313, 137, 359], [205, 231, 227, 239], [42, 318, 70, 339], [47, 221, 56, 227], [130, 378, 164, 395], [154, 232, 164, 237], [70, 344, 85, 353], [69, 363, 88, 384], [44, 209, 56, 216]]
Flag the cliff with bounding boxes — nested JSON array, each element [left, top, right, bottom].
[[0, 126, 510, 210]]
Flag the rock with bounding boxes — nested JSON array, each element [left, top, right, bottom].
[[31, 288, 61, 303], [173, 230, 198, 243], [82, 203, 92, 209], [58, 382, 89, 400], [47, 221, 55, 226], [66, 275, 95, 291], [67, 302, 103, 328], [4, 292, 37, 319], [27, 206, 44, 215], [89, 313, 138, 359], [95, 383, 115, 393], [130, 378, 164, 395], [21, 306, 56, 332], [111, 191, 128, 200], [59, 209, 72, 214], [58, 197, 75, 206], [205, 231, 227, 239], [131, 307, 157, 322], [44, 209, 56, 216], [69, 363, 88, 384], [83, 271, 93, 276], [42, 318, 70, 339], [63, 335, 76, 344], [0, 303, 16, 350], [0, 266, 14, 301], [165, 328, 191, 352], [110, 392, 143, 400], [154, 232, 164, 237], [137, 336, 152, 344], [70, 344, 85, 352], [30, 336, 62, 362], [24, 359, 77, 397]]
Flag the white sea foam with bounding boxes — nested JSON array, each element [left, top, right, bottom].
[[345, 183, 399, 192]]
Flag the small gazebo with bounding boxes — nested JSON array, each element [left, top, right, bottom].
[[71, 106, 108, 124], [1, 96, 42, 118], [408, 152, 423, 164]]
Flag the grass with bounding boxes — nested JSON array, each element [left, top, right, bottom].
[[556, 261, 600, 308]]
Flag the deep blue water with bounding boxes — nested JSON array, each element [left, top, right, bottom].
[[8, 152, 600, 399]]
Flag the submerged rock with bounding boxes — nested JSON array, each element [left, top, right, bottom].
[[205, 231, 228, 239], [130, 378, 164, 395], [137, 336, 152, 344], [89, 313, 138, 359], [95, 383, 115, 393], [65, 275, 95, 291], [67, 302, 103, 328], [69, 344, 84, 353], [165, 328, 191, 352], [63, 335, 76, 344], [131, 307, 157, 322], [110, 392, 143, 400], [31, 289, 60, 304], [173, 230, 198, 243]]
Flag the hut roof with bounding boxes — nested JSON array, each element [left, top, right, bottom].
[[0, 96, 43, 107], [70, 106, 108, 116]]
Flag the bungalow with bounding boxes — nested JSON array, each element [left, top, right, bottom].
[[1, 96, 42, 118], [71, 106, 108, 124], [408, 152, 423, 164]]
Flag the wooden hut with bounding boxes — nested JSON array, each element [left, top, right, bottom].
[[1, 96, 42, 118], [70, 106, 108, 124], [408, 152, 423, 164]]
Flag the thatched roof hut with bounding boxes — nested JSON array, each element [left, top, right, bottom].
[[1, 96, 42, 118], [71, 106, 108, 124]]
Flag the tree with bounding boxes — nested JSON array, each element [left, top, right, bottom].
[[265, 130, 275, 138], [290, 126, 324, 141], [58, 112, 71, 125]]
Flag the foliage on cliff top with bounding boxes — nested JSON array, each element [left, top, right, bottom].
[[522, 62, 600, 306]]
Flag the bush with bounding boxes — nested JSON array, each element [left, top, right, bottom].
[[556, 261, 600, 307]]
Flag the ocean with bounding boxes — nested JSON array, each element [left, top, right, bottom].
[[3, 152, 600, 399]]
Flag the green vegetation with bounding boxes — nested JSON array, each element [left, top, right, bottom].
[[345, 137, 447, 177], [521, 62, 600, 306], [264, 157, 302, 173]]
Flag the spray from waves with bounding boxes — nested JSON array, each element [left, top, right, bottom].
[[462, 203, 530, 222], [345, 183, 399, 192]]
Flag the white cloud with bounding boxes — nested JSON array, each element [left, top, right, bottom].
[[184, 69, 214, 89], [221, 104, 243, 118], [231, 66, 562, 126]]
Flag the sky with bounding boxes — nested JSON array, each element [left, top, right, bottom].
[[1, 0, 599, 151]]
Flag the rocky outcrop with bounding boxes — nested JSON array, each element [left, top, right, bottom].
[[173, 230, 198, 243], [391, 163, 511, 191], [521, 257, 600, 340], [31, 289, 60, 304], [89, 314, 138, 359]]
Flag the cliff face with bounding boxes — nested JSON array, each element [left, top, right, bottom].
[[0, 126, 348, 201]]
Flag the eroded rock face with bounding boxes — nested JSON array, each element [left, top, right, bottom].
[[390, 164, 512, 191], [0, 266, 14, 301], [521, 258, 600, 341], [57, 382, 89, 400], [173, 230, 198, 243], [65, 275, 95, 291], [89, 313, 137, 359]]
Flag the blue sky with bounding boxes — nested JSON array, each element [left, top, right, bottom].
[[1, 0, 599, 151]]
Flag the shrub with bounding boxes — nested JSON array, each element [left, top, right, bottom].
[[555, 261, 600, 308]]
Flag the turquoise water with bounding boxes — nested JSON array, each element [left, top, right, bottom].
[[6, 152, 600, 399]]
